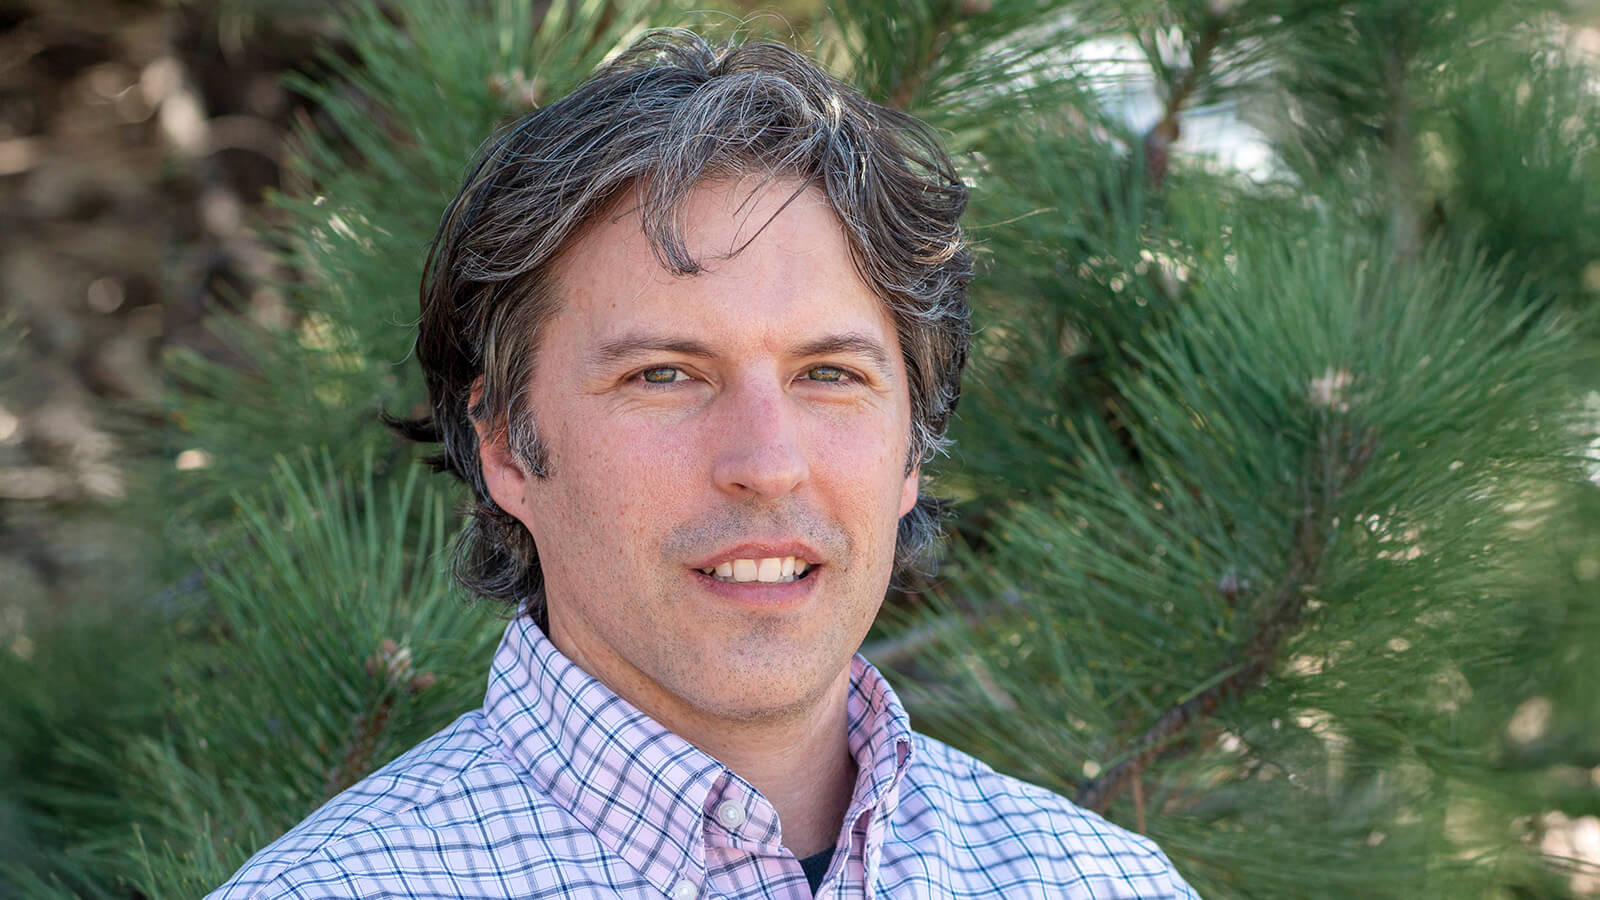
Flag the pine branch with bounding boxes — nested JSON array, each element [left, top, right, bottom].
[[322, 639, 439, 798], [1075, 425, 1378, 814], [1382, 46, 1422, 260], [1159, 14, 1224, 133], [1143, 9, 1229, 188], [323, 696, 395, 799]]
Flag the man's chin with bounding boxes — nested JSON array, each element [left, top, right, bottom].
[[657, 651, 855, 729]]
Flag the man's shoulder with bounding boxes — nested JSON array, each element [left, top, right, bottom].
[[891, 732, 1198, 898], [900, 731, 1125, 836], [206, 710, 524, 899]]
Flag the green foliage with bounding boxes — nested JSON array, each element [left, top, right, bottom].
[[950, 116, 1200, 496], [1259, 0, 1558, 174], [1487, 479, 1600, 816], [1437, 50, 1600, 316], [166, 0, 672, 523], [818, 0, 1106, 136], [0, 601, 172, 899], [124, 455, 503, 896], [892, 228, 1588, 896]]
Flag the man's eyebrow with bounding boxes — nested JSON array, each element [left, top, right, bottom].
[[587, 331, 896, 378], [793, 333, 895, 379], [589, 335, 718, 368]]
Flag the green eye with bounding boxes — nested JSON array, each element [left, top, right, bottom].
[[805, 366, 848, 383], [640, 367, 683, 384]]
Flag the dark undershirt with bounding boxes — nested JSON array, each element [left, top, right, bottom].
[[798, 847, 834, 894]]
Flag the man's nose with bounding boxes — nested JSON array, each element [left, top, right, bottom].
[[710, 379, 809, 500]]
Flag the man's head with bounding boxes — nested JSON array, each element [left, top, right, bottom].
[[400, 30, 972, 638]]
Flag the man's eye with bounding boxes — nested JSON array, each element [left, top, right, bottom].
[[802, 366, 851, 384], [638, 366, 687, 384]]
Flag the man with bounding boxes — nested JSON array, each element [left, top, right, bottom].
[[211, 30, 1196, 900]]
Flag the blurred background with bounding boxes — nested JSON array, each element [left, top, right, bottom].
[[2, 0, 1598, 896]]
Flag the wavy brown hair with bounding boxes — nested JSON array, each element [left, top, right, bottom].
[[391, 29, 973, 628]]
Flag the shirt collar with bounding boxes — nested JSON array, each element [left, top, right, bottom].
[[844, 653, 916, 821], [481, 615, 917, 891]]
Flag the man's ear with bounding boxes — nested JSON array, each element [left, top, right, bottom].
[[899, 464, 920, 518], [470, 378, 535, 526]]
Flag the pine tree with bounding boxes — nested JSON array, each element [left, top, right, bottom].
[[4, 0, 1597, 896]]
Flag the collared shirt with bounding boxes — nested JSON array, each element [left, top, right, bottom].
[[209, 616, 1198, 899]]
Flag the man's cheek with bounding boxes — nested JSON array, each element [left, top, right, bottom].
[[814, 425, 901, 490], [591, 424, 697, 508]]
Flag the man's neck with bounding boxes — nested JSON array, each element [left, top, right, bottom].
[[553, 629, 859, 859], [685, 675, 858, 860]]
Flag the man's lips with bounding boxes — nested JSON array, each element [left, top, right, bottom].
[[688, 542, 822, 584]]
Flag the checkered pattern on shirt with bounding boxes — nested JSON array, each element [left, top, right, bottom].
[[208, 616, 1199, 899]]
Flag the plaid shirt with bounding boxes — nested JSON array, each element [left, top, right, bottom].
[[210, 616, 1197, 899]]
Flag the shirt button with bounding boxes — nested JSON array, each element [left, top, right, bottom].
[[670, 879, 697, 900], [715, 799, 747, 829]]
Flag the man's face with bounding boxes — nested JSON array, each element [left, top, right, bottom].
[[479, 176, 918, 731]]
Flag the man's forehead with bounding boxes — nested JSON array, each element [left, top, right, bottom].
[[547, 176, 884, 319], [564, 175, 845, 277]]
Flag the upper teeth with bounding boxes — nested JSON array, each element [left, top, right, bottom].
[[701, 557, 809, 583]]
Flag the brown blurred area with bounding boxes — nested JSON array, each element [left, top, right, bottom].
[[0, 0, 323, 618]]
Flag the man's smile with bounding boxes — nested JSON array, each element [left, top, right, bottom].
[[685, 539, 828, 585], [697, 556, 813, 583]]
